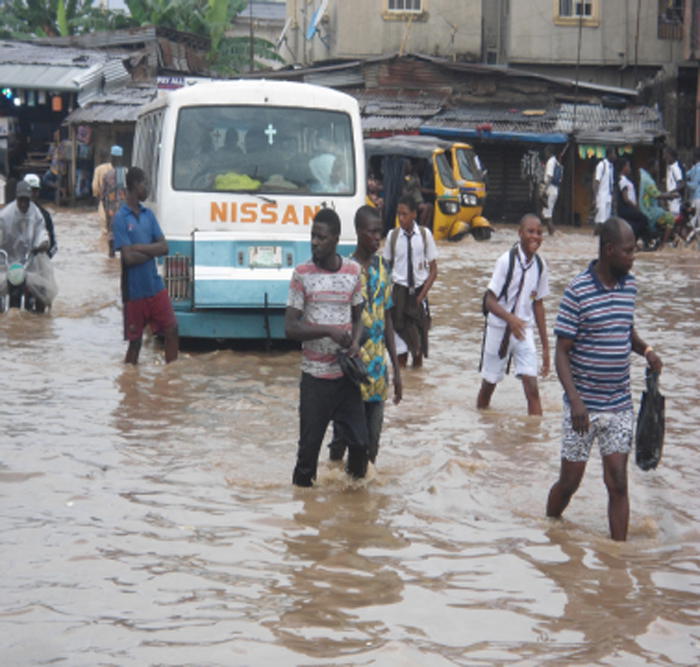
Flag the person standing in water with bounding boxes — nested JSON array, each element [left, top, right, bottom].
[[546, 217, 662, 541], [112, 167, 178, 365], [285, 208, 369, 487], [477, 213, 550, 415]]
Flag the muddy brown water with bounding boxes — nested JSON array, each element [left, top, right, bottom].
[[2, 209, 699, 666]]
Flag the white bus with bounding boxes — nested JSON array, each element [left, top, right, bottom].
[[132, 80, 366, 339]]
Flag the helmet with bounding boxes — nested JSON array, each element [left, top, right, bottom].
[[24, 173, 41, 189]]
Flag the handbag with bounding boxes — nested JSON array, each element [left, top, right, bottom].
[[635, 368, 665, 471]]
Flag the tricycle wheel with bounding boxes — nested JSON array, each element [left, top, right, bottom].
[[472, 226, 492, 241]]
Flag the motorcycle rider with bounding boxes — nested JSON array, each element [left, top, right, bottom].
[[0, 181, 52, 310], [24, 173, 57, 258]]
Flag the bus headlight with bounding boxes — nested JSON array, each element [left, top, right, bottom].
[[439, 200, 460, 215]]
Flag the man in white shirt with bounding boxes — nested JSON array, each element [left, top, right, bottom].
[[541, 145, 563, 236], [593, 148, 616, 230], [663, 146, 685, 217], [383, 196, 438, 368]]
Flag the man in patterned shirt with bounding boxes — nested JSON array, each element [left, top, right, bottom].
[[286, 208, 369, 487], [328, 206, 403, 466], [546, 218, 662, 541]]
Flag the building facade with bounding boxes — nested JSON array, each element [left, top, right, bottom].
[[285, 0, 482, 64]]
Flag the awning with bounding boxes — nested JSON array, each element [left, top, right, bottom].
[[0, 63, 92, 92], [421, 126, 568, 144]]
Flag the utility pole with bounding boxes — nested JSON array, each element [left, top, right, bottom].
[[634, 0, 641, 85], [249, 0, 254, 73]]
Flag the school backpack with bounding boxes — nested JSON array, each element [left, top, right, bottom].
[[481, 243, 543, 316], [550, 161, 563, 187]]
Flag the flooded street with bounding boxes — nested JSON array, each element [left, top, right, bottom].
[[2, 208, 700, 666]]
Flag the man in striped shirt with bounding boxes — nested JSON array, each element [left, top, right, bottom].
[[286, 208, 369, 487], [546, 218, 662, 541]]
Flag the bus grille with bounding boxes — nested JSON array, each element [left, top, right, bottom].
[[164, 255, 192, 301]]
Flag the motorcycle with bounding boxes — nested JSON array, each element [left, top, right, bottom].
[[671, 200, 699, 248], [0, 249, 49, 313]]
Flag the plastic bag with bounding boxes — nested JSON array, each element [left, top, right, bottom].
[[24, 252, 58, 305], [635, 368, 665, 471]]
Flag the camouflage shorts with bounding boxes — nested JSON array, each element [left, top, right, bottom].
[[561, 408, 634, 462]]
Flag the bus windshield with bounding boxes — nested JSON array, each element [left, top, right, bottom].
[[455, 147, 484, 182], [172, 105, 355, 195]]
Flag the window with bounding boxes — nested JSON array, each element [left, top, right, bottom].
[[558, 0, 592, 17], [554, 0, 598, 26], [172, 106, 355, 195], [658, 0, 684, 40], [388, 0, 422, 12], [134, 109, 164, 203]]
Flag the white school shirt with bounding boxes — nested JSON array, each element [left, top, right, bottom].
[[486, 244, 549, 330], [382, 221, 438, 288], [594, 158, 614, 223], [666, 160, 684, 215], [619, 174, 636, 205]]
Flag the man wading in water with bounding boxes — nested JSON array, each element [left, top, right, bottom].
[[546, 217, 662, 540], [285, 208, 369, 487]]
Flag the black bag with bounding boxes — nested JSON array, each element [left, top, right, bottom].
[[338, 350, 370, 387], [635, 369, 665, 471]]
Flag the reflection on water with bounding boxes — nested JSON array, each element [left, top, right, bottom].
[[1, 210, 699, 665]]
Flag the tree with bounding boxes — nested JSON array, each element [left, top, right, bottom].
[[0, 0, 130, 38], [0, 0, 282, 74], [124, 0, 282, 74]]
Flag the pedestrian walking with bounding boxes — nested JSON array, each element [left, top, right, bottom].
[[546, 217, 662, 541], [102, 145, 128, 257], [477, 214, 550, 415], [382, 196, 438, 368], [327, 205, 402, 466], [285, 208, 369, 487], [541, 145, 562, 235], [593, 148, 615, 232]]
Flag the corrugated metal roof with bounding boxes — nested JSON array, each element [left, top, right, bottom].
[[556, 103, 665, 143], [0, 63, 92, 91], [421, 102, 664, 145], [0, 39, 129, 94], [363, 115, 425, 134], [0, 39, 109, 67], [426, 105, 559, 135], [63, 84, 158, 124]]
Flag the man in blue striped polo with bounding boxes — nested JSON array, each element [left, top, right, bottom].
[[546, 218, 662, 541]]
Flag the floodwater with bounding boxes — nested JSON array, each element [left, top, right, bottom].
[[2, 209, 700, 666]]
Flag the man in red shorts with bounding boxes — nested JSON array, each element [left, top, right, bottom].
[[112, 167, 178, 364]]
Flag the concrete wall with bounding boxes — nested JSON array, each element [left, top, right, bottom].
[[506, 0, 686, 68], [287, 0, 482, 64]]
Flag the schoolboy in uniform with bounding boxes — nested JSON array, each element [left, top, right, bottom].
[[477, 213, 550, 415]]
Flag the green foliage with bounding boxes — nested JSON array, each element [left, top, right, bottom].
[[0, 0, 282, 74]]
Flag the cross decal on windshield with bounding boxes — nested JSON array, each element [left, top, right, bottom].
[[265, 123, 277, 145]]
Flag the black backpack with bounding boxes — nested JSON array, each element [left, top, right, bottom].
[[481, 244, 543, 316]]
